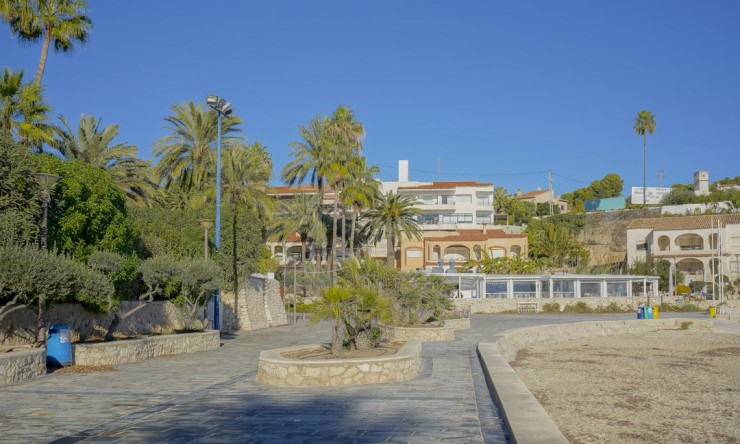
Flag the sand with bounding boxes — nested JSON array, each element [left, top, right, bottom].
[[511, 328, 740, 444]]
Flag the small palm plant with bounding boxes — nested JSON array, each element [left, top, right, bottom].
[[311, 286, 351, 356]]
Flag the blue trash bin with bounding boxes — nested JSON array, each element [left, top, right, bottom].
[[637, 306, 645, 319], [47, 324, 72, 367]]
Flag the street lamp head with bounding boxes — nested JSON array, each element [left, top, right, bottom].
[[198, 218, 214, 230], [206, 95, 219, 107], [207, 95, 232, 116]]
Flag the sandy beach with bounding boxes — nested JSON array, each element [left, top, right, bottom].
[[511, 328, 740, 443]]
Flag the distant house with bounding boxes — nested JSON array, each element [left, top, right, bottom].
[[511, 189, 568, 213], [626, 214, 740, 284]]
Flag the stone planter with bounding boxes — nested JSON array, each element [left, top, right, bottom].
[[256, 340, 422, 387], [383, 324, 456, 342], [0, 347, 46, 385], [441, 318, 471, 330], [73, 331, 220, 366]]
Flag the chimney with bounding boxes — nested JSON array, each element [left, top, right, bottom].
[[515, 188, 522, 196], [398, 160, 409, 182]]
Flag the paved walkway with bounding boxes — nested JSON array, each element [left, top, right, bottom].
[[0, 313, 707, 443]]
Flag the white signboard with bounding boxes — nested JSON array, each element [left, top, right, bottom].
[[631, 187, 671, 205]]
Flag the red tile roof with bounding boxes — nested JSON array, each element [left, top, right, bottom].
[[397, 181, 492, 190], [425, 229, 527, 242], [512, 190, 549, 200], [627, 214, 740, 231], [270, 185, 319, 194]]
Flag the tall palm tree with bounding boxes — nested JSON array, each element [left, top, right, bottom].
[[634, 109, 656, 207], [362, 190, 422, 267], [51, 114, 154, 205], [0, 0, 92, 86], [219, 142, 274, 297], [0, 67, 52, 150], [152, 101, 243, 193], [341, 157, 380, 258], [327, 105, 365, 155], [281, 115, 333, 192], [276, 192, 324, 277]]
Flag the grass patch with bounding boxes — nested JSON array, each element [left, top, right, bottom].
[[660, 303, 702, 313], [680, 321, 693, 330]]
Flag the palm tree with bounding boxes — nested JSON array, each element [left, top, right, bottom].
[[634, 109, 656, 207], [327, 105, 365, 155], [51, 114, 154, 205], [492, 186, 511, 218], [152, 101, 244, 194], [341, 157, 380, 258], [362, 190, 422, 267], [530, 222, 581, 268], [0, 67, 52, 150], [219, 142, 274, 297], [275, 192, 324, 277], [0, 0, 92, 86]]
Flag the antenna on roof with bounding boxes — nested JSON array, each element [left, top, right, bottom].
[[436, 157, 441, 181]]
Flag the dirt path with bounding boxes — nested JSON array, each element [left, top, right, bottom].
[[511, 328, 740, 443]]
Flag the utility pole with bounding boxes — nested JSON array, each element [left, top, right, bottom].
[[293, 259, 297, 324], [548, 170, 554, 216]]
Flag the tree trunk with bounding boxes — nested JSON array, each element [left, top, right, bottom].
[[331, 195, 339, 285], [643, 133, 647, 207], [41, 198, 49, 250], [341, 205, 346, 258], [331, 318, 343, 357], [35, 296, 46, 347], [34, 28, 52, 86], [349, 206, 358, 259], [301, 238, 307, 279], [104, 314, 121, 341], [232, 204, 238, 297], [386, 222, 395, 267]]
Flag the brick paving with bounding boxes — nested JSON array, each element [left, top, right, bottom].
[[0, 313, 704, 443]]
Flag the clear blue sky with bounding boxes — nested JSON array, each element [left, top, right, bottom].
[[2, 1, 739, 196]]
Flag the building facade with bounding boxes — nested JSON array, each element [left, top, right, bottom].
[[511, 189, 568, 213], [626, 214, 740, 284]]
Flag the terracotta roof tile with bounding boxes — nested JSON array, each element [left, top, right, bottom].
[[627, 214, 740, 231], [512, 190, 549, 200], [397, 181, 492, 190]]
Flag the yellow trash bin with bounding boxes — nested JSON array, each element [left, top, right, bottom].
[[653, 305, 659, 319], [709, 306, 716, 318]]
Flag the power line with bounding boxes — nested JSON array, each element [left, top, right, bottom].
[[550, 172, 590, 185], [376, 163, 547, 178]]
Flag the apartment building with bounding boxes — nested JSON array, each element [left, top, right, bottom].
[[626, 214, 740, 284]]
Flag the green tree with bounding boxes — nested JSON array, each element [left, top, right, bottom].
[[0, 0, 91, 86], [128, 206, 205, 259], [634, 109, 657, 207], [0, 67, 52, 150], [508, 199, 535, 224], [528, 220, 583, 268], [275, 192, 325, 277], [311, 285, 351, 356], [341, 157, 380, 258], [660, 186, 697, 205], [362, 190, 422, 267], [34, 154, 138, 259], [152, 101, 244, 194], [0, 131, 40, 245], [281, 115, 332, 192], [51, 114, 154, 205], [493, 186, 511, 215]]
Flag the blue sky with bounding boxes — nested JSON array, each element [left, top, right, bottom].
[[2, 1, 739, 196]]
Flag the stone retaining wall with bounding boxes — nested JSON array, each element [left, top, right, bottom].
[[221, 275, 288, 332], [453, 296, 726, 314], [441, 318, 471, 330], [494, 318, 713, 362], [382, 325, 456, 342], [256, 340, 421, 387], [0, 348, 46, 385], [73, 331, 220, 366]]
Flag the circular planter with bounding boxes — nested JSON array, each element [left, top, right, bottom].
[[382, 324, 456, 342], [256, 340, 422, 387]]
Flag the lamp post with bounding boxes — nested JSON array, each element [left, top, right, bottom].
[[206, 95, 232, 331], [197, 219, 214, 260]]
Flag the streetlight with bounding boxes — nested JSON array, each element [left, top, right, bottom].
[[206, 94, 233, 331], [197, 219, 214, 260]]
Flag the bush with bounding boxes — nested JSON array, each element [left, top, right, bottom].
[[562, 302, 592, 313], [680, 321, 693, 330], [660, 302, 702, 313], [541, 302, 561, 313], [594, 302, 629, 313], [676, 284, 691, 295], [0, 133, 40, 246]]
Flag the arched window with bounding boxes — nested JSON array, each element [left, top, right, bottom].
[[657, 236, 670, 251]]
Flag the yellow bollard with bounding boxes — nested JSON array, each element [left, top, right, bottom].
[[709, 306, 716, 318], [653, 305, 659, 319]]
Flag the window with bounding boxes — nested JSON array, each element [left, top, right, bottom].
[[406, 249, 422, 258], [636, 242, 647, 251], [477, 196, 492, 206], [440, 195, 455, 205], [486, 281, 508, 298], [513, 281, 537, 298], [476, 213, 491, 224], [442, 213, 472, 224], [580, 282, 602, 297], [420, 214, 439, 225], [456, 195, 472, 204], [421, 195, 437, 205]]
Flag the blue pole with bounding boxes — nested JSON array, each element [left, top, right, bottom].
[[214, 111, 222, 330]]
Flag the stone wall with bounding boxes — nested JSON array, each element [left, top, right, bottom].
[[382, 325, 456, 342], [257, 340, 422, 387], [73, 331, 220, 366], [493, 318, 714, 362], [0, 348, 46, 385], [1, 301, 198, 346], [452, 296, 730, 314], [221, 275, 288, 332], [441, 318, 471, 330]]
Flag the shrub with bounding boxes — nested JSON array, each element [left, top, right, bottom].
[[660, 302, 702, 313], [541, 302, 561, 313], [680, 321, 693, 330], [562, 301, 592, 313], [676, 284, 691, 295], [595, 302, 628, 313]]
